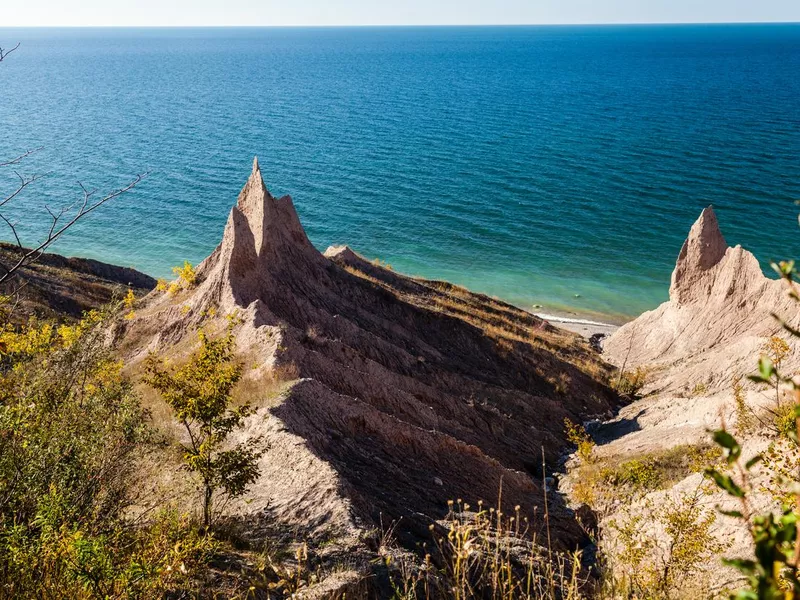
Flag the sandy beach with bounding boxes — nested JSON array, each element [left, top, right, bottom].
[[534, 311, 622, 339]]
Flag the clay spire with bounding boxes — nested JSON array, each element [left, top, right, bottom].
[[669, 206, 728, 301]]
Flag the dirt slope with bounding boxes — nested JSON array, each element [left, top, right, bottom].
[[120, 158, 618, 560], [572, 207, 800, 595], [0, 242, 156, 321]]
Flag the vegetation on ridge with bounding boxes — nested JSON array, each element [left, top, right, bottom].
[[144, 322, 264, 528], [0, 305, 217, 598]]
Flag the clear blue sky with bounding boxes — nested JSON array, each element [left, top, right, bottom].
[[3, 0, 799, 27]]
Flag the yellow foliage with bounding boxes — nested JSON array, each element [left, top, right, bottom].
[[84, 358, 124, 395], [123, 287, 136, 310], [173, 261, 196, 286], [1, 311, 102, 364], [773, 400, 796, 439], [564, 417, 595, 463], [615, 366, 648, 397], [764, 335, 791, 367], [607, 492, 727, 598], [57, 310, 102, 349], [614, 458, 661, 489], [733, 375, 755, 436], [165, 261, 197, 296], [0, 319, 54, 358], [201, 306, 218, 320]]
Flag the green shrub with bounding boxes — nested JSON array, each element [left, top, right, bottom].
[[615, 366, 648, 397], [0, 308, 220, 598], [614, 458, 662, 489], [564, 417, 595, 463]]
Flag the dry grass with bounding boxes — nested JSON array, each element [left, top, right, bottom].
[[569, 443, 723, 512], [383, 497, 586, 600], [234, 363, 299, 409], [340, 260, 614, 385]]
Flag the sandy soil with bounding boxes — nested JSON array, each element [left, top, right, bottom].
[[534, 312, 621, 339]]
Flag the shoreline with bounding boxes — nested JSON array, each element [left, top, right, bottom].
[[533, 309, 623, 339]]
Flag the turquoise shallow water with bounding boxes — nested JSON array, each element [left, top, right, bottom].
[[0, 25, 799, 321]]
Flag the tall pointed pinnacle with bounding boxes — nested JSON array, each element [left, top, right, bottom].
[[217, 157, 320, 275], [232, 156, 278, 254], [669, 206, 729, 301], [238, 156, 270, 208]]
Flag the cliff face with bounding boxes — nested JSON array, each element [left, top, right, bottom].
[[122, 159, 618, 556], [605, 206, 799, 394], [582, 209, 800, 595]]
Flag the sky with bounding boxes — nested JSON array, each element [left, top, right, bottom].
[[2, 0, 800, 27]]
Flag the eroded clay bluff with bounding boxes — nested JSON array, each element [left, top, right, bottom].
[[570, 208, 800, 596], [118, 158, 619, 559], [605, 206, 800, 395]]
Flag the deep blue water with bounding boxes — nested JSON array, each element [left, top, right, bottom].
[[0, 25, 799, 321]]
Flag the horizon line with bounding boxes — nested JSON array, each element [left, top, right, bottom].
[[2, 20, 800, 29]]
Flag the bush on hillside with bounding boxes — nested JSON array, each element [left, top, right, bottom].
[[0, 306, 216, 598]]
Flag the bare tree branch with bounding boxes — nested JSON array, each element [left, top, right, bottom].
[[0, 147, 44, 168], [0, 214, 22, 247], [0, 172, 148, 286], [0, 171, 45, 209], [0, 43, 20, 63], [0, 42, 147, 287]]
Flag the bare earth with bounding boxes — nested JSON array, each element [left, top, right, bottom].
[[118, 159, 619, 591], [564, 206, 800, 595]]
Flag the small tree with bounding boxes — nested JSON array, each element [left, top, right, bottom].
[[144, 327, 262, 527]]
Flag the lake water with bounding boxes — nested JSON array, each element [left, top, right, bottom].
[[1, 25, 799, 321]]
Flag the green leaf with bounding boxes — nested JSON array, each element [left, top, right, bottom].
[[712, 429, 739, 451], [705, 468, 745, 498], [722, 557, 757, 573], [712, 430, 741, 464], [758, 356, 775, 381], [717, 508, 744, 519], [745, 455, 762, 470]]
